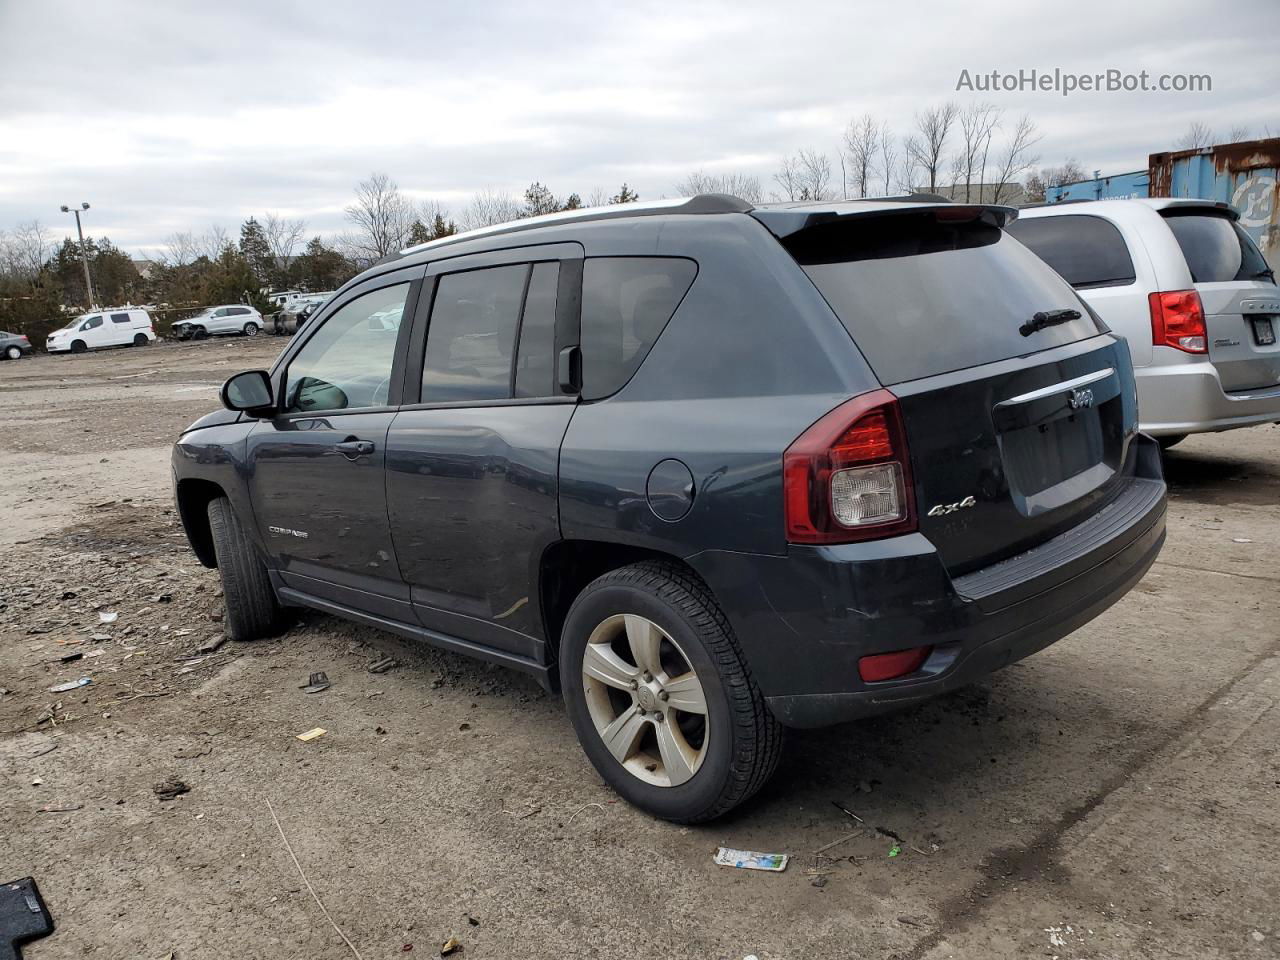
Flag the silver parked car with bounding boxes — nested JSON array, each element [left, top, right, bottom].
[[1010, 198, 1280, 447], [172, 305, 265, 340]]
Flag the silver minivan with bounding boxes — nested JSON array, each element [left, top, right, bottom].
[[1010, 198, 1280, 447]]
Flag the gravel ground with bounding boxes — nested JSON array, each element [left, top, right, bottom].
[[1, 338, 1278, 960]]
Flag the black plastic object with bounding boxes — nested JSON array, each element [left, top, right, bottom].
[[0, 877, 54, 960]]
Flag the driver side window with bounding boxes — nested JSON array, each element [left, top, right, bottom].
[[284, 282, 409, 414]]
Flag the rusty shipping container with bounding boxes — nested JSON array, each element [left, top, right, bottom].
[[1149, 138, 1280, 269]]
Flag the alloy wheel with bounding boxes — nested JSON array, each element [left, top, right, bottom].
[[581, 613, 709, 787]]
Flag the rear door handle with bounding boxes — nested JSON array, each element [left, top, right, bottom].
[[334, 438, 375, 460]]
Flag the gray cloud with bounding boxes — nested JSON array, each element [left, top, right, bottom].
[[1, 0, 1276, 254]]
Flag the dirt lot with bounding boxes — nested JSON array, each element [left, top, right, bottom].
[[1, 338, 1277, 960]]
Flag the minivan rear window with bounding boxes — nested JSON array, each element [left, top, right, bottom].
[[1160, 210, 1272, 283], [786, 213, 1103, 385], [1006, 215, 1136, 288]]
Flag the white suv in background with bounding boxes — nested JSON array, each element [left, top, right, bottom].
[[46, 308, 157, 354], [1009, 198, 1280, 447], [171, 305, 265, 340]]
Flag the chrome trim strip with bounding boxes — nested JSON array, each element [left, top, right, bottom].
[[996, 367, 1115, 407]]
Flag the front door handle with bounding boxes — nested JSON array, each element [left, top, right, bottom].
[[334, 438, 375, 460]]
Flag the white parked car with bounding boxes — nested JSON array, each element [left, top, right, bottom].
[[46, 308, 157, 354], [1009, 198, 1280, 447], [171, 305, 265, 340]]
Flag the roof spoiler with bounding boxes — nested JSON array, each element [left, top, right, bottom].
[[752, 201, 1018, 240]]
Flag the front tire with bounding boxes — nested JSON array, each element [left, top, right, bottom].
[[207, 497, 288, 641], [70, 340, 87, 354], [561, 561, 782, 823], [192, 326, 209, 340]]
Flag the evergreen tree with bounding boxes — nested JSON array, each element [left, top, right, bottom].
[[562, 193, 583, 210], [609, 183, 639, 204], [238, 217, 273, 287], [429, 214, 458, 239], [407, 219, 432, 246], [523, 182, 561, 218]]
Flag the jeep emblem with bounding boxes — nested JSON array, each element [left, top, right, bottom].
[[1068, 387, 1094, 410]]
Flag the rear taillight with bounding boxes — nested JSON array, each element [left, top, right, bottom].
[[784, 389, 916, 544], [1149, 290, 1207, 353]]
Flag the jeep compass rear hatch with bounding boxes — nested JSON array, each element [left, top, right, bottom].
[[759, 203, 1142, 577]]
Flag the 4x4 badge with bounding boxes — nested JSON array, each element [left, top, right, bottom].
[[927, 495, 976, 517]]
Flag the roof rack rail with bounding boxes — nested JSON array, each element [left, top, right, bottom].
[[399, 193, 752, 257]]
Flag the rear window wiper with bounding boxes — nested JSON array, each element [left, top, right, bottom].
[[1020, 308, 1081, 337]]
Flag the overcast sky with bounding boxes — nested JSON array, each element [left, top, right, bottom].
[[1, 0, 1276, 256]]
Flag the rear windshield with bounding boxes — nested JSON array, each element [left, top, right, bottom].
[[1006, 214, 1136, 288], [1161, 210, 1272, 283], [786, 212, 1103, 385]]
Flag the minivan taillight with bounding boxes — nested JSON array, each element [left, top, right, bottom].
[[784, 389, 916, 544], [1149, 290, 1207, 353]]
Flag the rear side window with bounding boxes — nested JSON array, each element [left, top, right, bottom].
[[1161, 210, 1271, 283], [1006, 215, 1136, 288], [788, 213, 1102, 385], [111, 312, 131, 324], [422, 265, 526, 403], [580, 257, 697, 400]]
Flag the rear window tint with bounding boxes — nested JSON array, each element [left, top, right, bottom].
[[787, 213, 1102, 385], [1161, 210, 1271, 283], [580, 257, 697, 400], [1006, 215, 1136, 288]]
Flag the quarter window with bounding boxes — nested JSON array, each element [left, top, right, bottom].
[[579, 257, 697, 400], [1006, 215, 1136, 289], [422, 265, 527, 403], [283, 282, 409, 414]]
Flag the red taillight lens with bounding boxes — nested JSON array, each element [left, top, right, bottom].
[[784, 389, 917, 544], [859, 645, 933, 682], [1149, 290, 1207, 353]]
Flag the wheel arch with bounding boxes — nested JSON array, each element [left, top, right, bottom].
[[539, 539, 710, 671], [175, 477, 226, 568]]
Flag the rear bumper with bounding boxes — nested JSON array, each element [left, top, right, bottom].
[[690, 434, 1167, 729], [1137, 360, 1280, 436]]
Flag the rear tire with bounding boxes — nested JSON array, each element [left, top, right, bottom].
[[1157, 434, 1187, 451], [132, 333, 148, 347], [243, 322, 259, 337], [4, 345, 20, 360], [70, 340, 87, 354], [561, 561, 783, 823], [207, 497, 288, 641]]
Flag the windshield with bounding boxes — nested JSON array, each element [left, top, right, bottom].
[[1161, 210, 1273, 283]]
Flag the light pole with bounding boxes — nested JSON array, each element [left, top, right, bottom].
[[59, 202, 96, 309]]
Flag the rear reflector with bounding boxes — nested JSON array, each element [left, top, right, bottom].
[[858, 646, 932, 683], [1149, 290, 1207, 353]]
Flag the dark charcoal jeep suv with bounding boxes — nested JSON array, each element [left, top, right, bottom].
[[173, 194, 1167, 822]]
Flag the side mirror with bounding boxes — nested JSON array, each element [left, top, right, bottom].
[[221, 369, 275, 414]]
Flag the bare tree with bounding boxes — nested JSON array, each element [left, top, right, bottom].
[[460, 189, 522, 231], [906, 102, 959, 193], [957, 102, 1000, 201], [1227, 124, 1251, 142], [1, 220, 51, 279], [344, 172, 416, 259], [674, 171, 764, 204], [773, 148, 834, 201], [990, 115, 1042, 204], [159, 231, 199, 267], [262, 212, 307, 277], [198, 225, 231, 260], [878, 126, 898, 196], [1024, 159, 1087, 203], [843, 114, 879, 199], [585, 187, 610, 208], [1176, 121, 1214, 150]]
